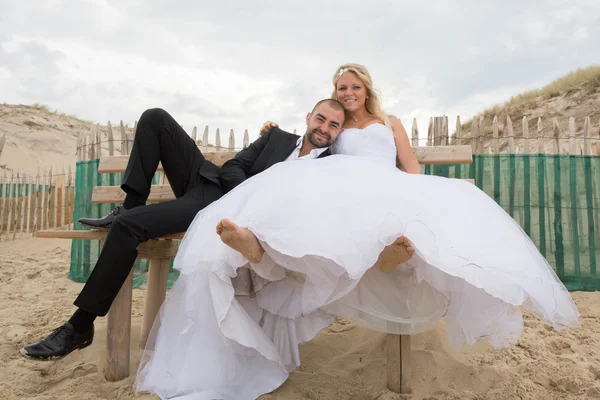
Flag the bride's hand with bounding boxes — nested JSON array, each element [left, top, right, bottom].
[[259, 121, 278, 136]]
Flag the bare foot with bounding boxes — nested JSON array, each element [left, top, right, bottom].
[[216, 218, 265, 263], [377, 235, 415, 272]]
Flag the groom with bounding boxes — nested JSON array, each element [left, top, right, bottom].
[[21, 99, 346, 360]]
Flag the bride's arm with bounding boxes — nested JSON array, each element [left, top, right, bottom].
[[389, 116, 421, 174], [259, 121, 279, 136], [220, 130, 272, 192]]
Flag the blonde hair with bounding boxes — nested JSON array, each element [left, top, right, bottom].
[[331, 63, 386, 121]]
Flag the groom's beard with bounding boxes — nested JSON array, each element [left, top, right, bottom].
[[306, 128, 333, 148]]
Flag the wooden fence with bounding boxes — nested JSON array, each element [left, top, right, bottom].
[[74, 115, 600, 160], [0, 167, 75, 241], [414, 115, 599, 155], [75, 120, 252, 161], [1, 114, 598, 242]]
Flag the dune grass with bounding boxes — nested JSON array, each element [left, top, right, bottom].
[[461, 65, 600, 133], [503, 65, 600, 108]]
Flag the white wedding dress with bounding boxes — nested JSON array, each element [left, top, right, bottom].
[[135, 123, 579, 400]]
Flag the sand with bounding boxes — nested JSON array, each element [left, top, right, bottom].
[[0, 104, 136, 173], [0, 104, 85, 171], [0, 237, 599, 400]]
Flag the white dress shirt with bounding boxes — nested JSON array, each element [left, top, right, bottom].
[[285, 136, 329, 161]]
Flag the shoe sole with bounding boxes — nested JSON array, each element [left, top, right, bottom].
[[76, 221, 110, 231], [20, 338, 94, 361]]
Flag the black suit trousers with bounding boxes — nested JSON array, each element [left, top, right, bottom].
[[74, 108, 223, 316]]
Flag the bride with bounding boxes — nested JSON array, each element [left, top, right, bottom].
[[135, 64, 580, 400]]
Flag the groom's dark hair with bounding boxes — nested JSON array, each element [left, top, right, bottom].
[[311, 99, 346, 124]]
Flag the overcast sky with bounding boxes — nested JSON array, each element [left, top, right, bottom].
[[1, 0, 598, 146]]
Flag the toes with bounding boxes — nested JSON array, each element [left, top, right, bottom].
[[218, 218, 237, 233], [222, 218, 236, 229], [393, 235, 405, 245], [397, 236, 413, 252]]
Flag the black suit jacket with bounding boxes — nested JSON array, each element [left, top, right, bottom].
[[201, 127, 330, 193]]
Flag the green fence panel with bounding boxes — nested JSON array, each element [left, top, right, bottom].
[[66, 154, 599, 292], [68, 160, 178, 289], [421, 154, 600, 291]]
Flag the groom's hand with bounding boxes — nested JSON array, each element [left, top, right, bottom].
[[259, 121, 278, 136]]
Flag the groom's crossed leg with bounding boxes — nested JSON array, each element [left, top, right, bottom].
[[21, 108, 224, 360], [75, 188, 221, 317]]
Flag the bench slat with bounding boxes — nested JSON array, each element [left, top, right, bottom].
[[91, 178, 476, 204], [90, 178, 476, 204], [411, 145, 473, 165], [35, 229, 185, 240], [92, 185, 174, 203], [98, 151, 241, 173], [98, 146, 474, 173]]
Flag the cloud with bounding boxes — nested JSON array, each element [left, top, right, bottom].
[[0, 39, 70, 100], [0, 0, 599, 145]]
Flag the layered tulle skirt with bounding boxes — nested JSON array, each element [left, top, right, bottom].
[[135, 155, 579, 399]]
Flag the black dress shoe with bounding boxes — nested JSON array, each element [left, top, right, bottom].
[[77, 205, 128, 229], [20, 323, 94, 360]]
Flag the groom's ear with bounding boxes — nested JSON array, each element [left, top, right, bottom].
[[305, 112, 311, 124]]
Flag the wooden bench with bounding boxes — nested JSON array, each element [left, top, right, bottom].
[[36, 120, 473, 393]]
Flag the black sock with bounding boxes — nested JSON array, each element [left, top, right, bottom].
[[123, 193, 145, 210], [68, 308, 96, 333]]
